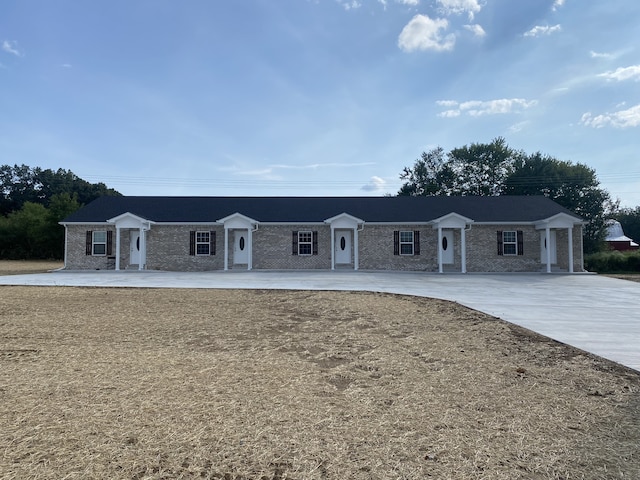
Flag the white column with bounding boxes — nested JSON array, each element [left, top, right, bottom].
[[330, 227, 335, 270], [438, 227, 443, 274], [248, 228, 253, 271], [568, 226, 574, 273], [115, 227, 121, 271], [461, 227, 467, 274], [138, 227, 144, 270], [545, 227, 552, 273], [224, 228, 229, 271], [354, 228, 359, 271]]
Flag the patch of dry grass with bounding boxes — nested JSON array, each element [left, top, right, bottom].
[[0, 260, 63, 276], [1, 286, 639, 479]]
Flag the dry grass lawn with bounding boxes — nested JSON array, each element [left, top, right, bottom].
[[0, 260, 63, 276], [0, 263, 639, 479]]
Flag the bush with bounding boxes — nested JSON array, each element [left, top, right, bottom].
[[584, 250, 640, 273]]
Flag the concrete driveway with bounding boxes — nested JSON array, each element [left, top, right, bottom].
[[1, 270, 638, 371]]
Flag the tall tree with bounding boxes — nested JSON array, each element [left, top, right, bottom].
[[503, 154, 611, 253], [399, 140, 613, 253], [0, 164, 120, 216], [398, 138, 521, 196]]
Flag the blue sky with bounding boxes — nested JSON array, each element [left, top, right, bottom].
[[1, 0, 639, 206]]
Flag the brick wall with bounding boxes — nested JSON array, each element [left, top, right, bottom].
[[253, 225, 331, 270], [66, 222, 583, 273]]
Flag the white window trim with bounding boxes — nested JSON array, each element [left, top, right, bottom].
[[92, 231, 107, 256], [298, 231, 313, 256], [399, 230, 414, 256], [503, 231, 517, 256], [195, 231, 210, 256]]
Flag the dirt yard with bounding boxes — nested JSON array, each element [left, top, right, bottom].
[[0, 260, 63, 276], [0, 282, 638, 480]]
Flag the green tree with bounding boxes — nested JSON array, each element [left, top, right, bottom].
[[1, 164, 120, 216], [0, 202, 49, 259], [503, 154, 612, 253], [398, 140, 613, 254], [614, 206, 640, 244], [398, 137, 521, 196]]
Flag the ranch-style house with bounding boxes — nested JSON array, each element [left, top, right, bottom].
[[60, 195, 584, 273]]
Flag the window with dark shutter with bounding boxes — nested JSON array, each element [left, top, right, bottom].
[[189, 231, 196, 256], [393, 230, 400, 256], [414, 230, 420, 255], [517, 230, 524, 256], [497, 230, 503, 256], [210, 231, 216, 255], [312, 231, 318, 255], [292, 231, 298, 255], [85, 231, 92, 255], [106, 231, 113, 256]]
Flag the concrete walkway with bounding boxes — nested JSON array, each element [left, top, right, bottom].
[[1, 270, 639, 371]]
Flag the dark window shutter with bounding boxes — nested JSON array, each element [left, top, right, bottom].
[[292, 231, 298, 255], [497, 230, 503, 256], [189, 231, 196, 256], [210, 231, 216, 256], [312, 231, 318, 255], [517, 230, 524, 256], [414, 230, 420, 255], [86, 231, 92, 255], [393, 231, 400, 256], [106, 231, 113, 256]]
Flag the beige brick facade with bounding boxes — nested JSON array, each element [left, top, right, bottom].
[[66, 223, 584, 273]]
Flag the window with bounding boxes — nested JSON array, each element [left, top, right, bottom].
[[292, 231, 318, 255], [497, 230, 523, 256], [298, 231, 312, 255], [189, 231, 215, 256], [502, 231, 517, 255], [393, 230, 420, 256], [196, 231, 210, 255], [92, 231, 107, 256], [400, 231, 414, 255]]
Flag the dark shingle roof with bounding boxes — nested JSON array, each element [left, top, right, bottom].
[[61, 196, 582, 224]]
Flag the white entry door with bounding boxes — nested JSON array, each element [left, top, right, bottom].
[[130, 231, 141, 265], [335, 230, 352, 265], [234, 230, 249, 265], [441, 231, 454, 264], [540, 230, 557, 264]]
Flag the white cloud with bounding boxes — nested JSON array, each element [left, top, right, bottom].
[[464, 24, 486, 37], [590, 50, 614, 59], [523, 24, 561, 37], [552, 0, 565, 11], [437, 98, 537, 117], [437, 0, 482, 20], [598, 65, 640, 82], [337, 0, 362, 10], [398, 14, 455, 52], [508, 121, 529, 133], [2, 40, 23, 57], [396, 0, 419, 5], [361, 176, 387, 192], [580, 104, 640, 129]]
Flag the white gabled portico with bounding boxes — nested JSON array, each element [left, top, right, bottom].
[[217, 212, 258, 270], [535, 213, 583, 273], [324, 213, 364, 270], [430, 212, 474, 274], [106, 212, 155, 270]]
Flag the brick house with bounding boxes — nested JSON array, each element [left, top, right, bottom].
[[60, 196, 584, 273]]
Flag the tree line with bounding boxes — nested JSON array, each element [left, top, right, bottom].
[[0, 165, 121, 259], [397, 137, 635, 254]]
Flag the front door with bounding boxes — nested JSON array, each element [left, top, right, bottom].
[[540, 230, 557, 264], [130, 231, 141, 265], [335, 230, 352, 265], [441, 231, 454, 264], [234, 230, 249, 265]]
